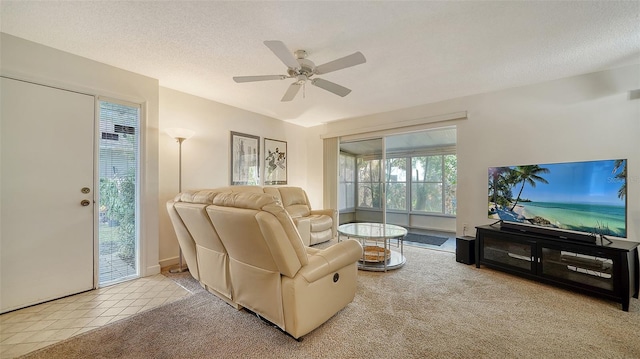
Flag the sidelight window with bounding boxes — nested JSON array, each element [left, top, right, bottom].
[[98, 100, 140, 285]]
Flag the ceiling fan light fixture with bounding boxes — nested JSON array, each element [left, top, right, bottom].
[[296, 74, 308, 84]]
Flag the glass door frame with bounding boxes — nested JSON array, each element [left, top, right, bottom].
[[339, 137, 386, 226], [95, 97, 141, 287]]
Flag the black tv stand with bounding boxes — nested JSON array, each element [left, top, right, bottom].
[[489, 219, 503, 227], [475, 224, 639, 311]]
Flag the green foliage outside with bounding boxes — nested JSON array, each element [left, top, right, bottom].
[[411, 156, 442, 212], [443, 154, 457, 215], [357, 158, 382, 208], [386, 158, 406, 210], [100, 169, 136, 266], [355, 154, 457, 215]]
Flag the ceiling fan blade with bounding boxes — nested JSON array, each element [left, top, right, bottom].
[[311, 78, 352, 97], [233, 75, 286, 83], [281, 83, 302, 102], [264, 40, 300, 70], [315, 52, 366, 75]]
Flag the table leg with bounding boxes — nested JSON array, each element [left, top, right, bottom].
[[384, 238, 388, 272]]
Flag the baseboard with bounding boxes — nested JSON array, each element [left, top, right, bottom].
[[145, 264, 161, 276], [159, 256, 179, 271]]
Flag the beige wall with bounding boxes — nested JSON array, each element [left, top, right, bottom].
[[0, 33, 162, 275], [158, 87, 314, 267], [323, 64, 640, 241]]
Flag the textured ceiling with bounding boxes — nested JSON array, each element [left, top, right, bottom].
[[1, 1, 639, 127]]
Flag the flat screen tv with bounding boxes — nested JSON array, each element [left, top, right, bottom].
[[488, 159, 627, 241]]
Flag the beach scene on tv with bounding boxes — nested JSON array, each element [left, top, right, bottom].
[[488, 159, 627, 238]]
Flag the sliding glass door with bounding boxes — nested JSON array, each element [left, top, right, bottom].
[[338, 127, 457, 233]]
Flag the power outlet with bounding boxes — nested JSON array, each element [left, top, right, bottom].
[[463, 223, 469, 236]]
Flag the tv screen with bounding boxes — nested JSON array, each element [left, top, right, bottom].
[[488, 159, 627, 238]]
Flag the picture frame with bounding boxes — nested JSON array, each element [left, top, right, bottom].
[[230, 131, 260, 185], [264, 138, 287, 185]]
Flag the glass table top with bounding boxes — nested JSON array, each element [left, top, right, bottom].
[[337, 222, 407, 239]]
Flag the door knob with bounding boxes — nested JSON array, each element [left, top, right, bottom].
[[81, 200, 91, 206]]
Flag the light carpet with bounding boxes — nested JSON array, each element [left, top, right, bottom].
[[21, 243, 640, 358]]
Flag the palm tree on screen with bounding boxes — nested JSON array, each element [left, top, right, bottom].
[[612, 159, 626, 200], [488, 167, 511, 208], [509, 165, 550, 211]]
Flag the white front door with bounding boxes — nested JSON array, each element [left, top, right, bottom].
[[1, 77, 95, 313]]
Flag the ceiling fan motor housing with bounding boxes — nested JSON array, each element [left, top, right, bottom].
[[288, 57, 316, 79]]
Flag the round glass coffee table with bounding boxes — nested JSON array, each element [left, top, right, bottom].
[[337, 222, 407, 272]]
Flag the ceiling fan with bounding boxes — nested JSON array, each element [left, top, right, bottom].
[[233, 40, 366, 101]]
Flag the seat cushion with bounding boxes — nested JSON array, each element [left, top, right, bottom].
[[310, 229, 332, 245], [308, 214, 333, 232]]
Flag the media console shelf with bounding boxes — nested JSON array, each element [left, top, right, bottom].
[[475, 225, 639, 311]]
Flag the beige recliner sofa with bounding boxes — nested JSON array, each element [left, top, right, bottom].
[[166, 188, 362, 339], [263, 186, 335, 246], [211, 186, 336, 246]]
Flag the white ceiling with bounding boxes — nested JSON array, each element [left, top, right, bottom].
[[1, 1, 639, 127]]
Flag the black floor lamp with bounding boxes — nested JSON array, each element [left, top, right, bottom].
[[166, 127, 195, 273]]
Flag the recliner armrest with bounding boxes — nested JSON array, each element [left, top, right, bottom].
[[298, 240, 363, 283], [309, 209, 335, 217], [309, 209, 337, 238]]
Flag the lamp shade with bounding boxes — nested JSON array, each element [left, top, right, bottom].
[[165, 127, 195, 140]]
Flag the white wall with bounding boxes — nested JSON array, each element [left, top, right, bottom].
[[158, 87, 312, 266], [0, 33, 162, 276], [5, 32, 637, 278], [302, 125, 326, 208], [322, 64, 640, 241]]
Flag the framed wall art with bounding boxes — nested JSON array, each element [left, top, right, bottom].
[[230, 131, 260, 185], [264, 138, 287, 185]]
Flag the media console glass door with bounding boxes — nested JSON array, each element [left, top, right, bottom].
[[538, 244, 617, 293], [480, 233, 536, 274]]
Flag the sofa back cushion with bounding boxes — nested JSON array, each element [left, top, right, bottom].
[[166, 201, 200, 281], [175, 189, 219, 204], [174, 186, 265, 204], [207, 192, 308, 276], [271, 186, 311, 218], [208, 204, 281, 271], [174, 203, 225, 253], [174, 202, 230, 297]]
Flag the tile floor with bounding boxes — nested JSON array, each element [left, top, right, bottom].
[[0, 274, 192, 359]]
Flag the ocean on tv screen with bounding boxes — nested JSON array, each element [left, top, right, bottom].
[[488, 159, 627, 238], [489, 201, 626, 238]]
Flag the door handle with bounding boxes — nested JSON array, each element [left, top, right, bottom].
[[81, 200, 91, 207]]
